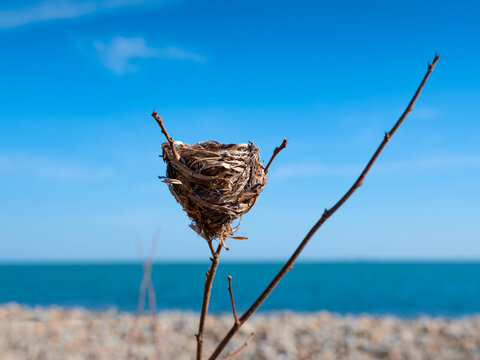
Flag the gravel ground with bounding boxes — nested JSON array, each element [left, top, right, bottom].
[[1, 303, 480, 359]]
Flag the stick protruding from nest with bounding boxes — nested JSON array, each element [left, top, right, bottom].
[[152, 110, 180, 160]]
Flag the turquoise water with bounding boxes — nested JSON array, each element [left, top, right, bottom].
[[1, 263, 480, 316]]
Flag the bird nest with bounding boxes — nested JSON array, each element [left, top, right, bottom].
[[161, 140, 266, 242], [152, 111, 286, 245]]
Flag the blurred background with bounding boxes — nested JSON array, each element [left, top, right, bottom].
[[1, 0, 480, 315]]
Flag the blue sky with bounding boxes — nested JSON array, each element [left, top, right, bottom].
[[0, 0, 479, 261]]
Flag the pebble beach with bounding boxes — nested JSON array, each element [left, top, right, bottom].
[[2, 303, 480, 359]]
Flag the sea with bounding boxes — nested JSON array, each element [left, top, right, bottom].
[[1, 262, 480, 317]]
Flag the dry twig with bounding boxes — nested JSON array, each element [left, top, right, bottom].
[[196, 242, 223, 360], [227, 275, 239, 325], [225, 332, 255, 360], [264, 138, 287, 174], [152, 110, 180, 160], [207, 55, 440, 360], [127, 236, 160, 360]]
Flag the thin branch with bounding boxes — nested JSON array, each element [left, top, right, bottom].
[[224, 332, 255, 360], [227, 275, 239, 325], [145, 237, 161, 360], [264, 138, 287, 174], [127, 235, 160, 360], [147, 281, 160, 360], [208, 55, 440, 360], [152, 110, 180, 160], [207, 240, 216, 257], [196, 241, 223, 360]]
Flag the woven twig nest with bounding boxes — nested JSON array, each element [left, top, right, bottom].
[[153, 111, 286, 244], [161, 140, 267, 242]]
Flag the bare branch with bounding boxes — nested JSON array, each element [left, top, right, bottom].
[[264, 138, 287, 174], [227, 275, 239, 325], [196, 242, 223, 360], [147, 280, 160, 360], [127, 234, 160, 360], [208, 55, 440, 360], [225, 332, 255, 360], [152, 110, 180, 160], [145, 236, 161, 360], [207, 240, 216, 257]]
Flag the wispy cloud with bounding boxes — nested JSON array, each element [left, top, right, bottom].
[[273, 162, 360, 180], [0, 153, 112, 181], [411, 106, 440, 120], [378, 154, 480, 173], [93, 36, 205, 74], [273, 154, 480, 180], [0, 0, 176, 29]]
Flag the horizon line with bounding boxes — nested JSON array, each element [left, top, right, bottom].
[[2, 258, 480, 265]]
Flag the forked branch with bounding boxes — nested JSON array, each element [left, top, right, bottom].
[[208, 55, 440, 360]]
